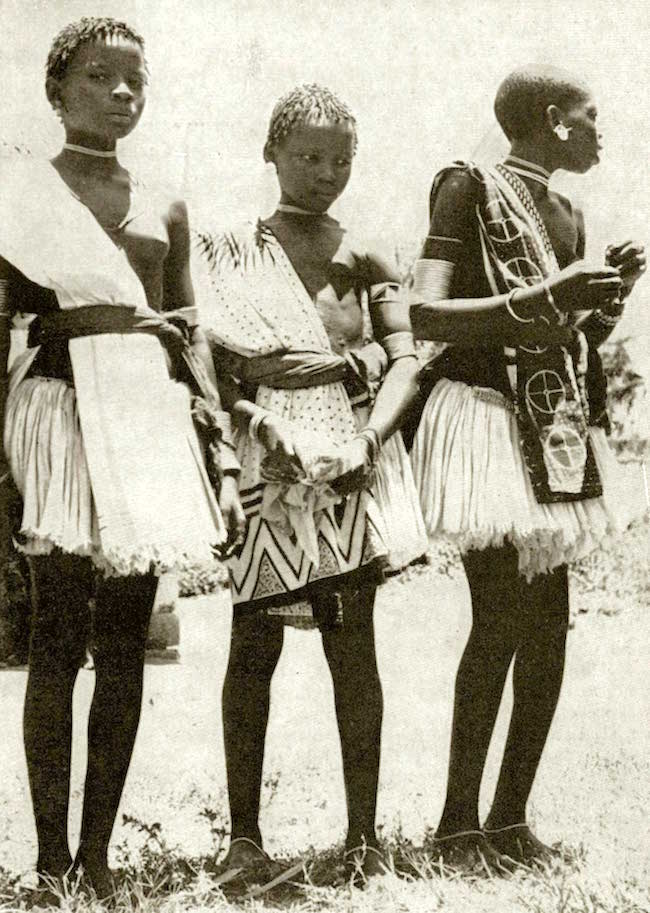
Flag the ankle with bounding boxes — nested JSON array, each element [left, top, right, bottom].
[[436, 816, 481, 839], [345, 831, 379, 853], [483, 813, 527, 832]]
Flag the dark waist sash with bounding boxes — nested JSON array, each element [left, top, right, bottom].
[[28, 305, 212, 402], [211, 340, 386, 395]]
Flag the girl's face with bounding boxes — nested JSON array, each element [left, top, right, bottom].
[[48, 39, 147, 147], [270, 122, 355, 213], [557, 92, 601, 173]]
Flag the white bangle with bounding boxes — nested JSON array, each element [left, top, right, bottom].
[[505, 288, 535, 324], [542, 281, 567, 324], [248, 410, 269, 441]]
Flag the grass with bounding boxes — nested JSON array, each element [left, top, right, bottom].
[[0, 527, 648, 912]]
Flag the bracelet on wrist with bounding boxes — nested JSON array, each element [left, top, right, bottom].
[[354, 427, 381, 466], [248, 410, 269, 442], [593, 308, 621, 327]]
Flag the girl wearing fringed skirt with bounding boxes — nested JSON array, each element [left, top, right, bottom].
[[196, 85, 427, 886], [0, 18, 243, 900], [409, 66, 645, 871]]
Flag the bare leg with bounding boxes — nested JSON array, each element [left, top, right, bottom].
[[319, 586, 383, 852], [222, 611, 284, 848], [74, 571, 157, 890], [436, 546, 523, 837], [485, 564, 569, 830], [24, 553, 94, 878]]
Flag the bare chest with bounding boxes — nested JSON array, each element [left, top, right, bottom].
[[58, 170, 170, 308], [535, 195, 581, 269], [274, 227, 369, 354]]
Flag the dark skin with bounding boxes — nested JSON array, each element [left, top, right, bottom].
[[411, 92, 645, 343], [232, 123, 419, 494], [1, 35, 243, 894], [0, 38, 244, 545], [219, 121, 419, 869], [412, 79, 646, 862]]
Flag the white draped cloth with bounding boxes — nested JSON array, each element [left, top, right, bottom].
[[1, 158, 225, 575], [195, 222, 426, 612]]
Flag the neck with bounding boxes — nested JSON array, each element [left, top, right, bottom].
[[277, 201, 328, 217], [508, 141, 558, 176], [59, 142, 121, 175]]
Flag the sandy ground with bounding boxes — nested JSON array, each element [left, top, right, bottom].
[[1, 569, 648, 880]]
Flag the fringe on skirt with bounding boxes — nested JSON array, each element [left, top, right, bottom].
[[5, 375, 224, 576], [410, 379, 641, 579]]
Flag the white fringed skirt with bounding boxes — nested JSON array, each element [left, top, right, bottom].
[[4, 373, 225, 576], [372, 432, 429, 570], [410, 379, 640, 578]]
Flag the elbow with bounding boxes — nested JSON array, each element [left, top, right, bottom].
[[409, 303, 426, 339]]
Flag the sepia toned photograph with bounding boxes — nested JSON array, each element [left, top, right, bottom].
[[0, 1, 648, 910]]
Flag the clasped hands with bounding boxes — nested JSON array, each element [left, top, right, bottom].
[[258, 413, 375, 498]]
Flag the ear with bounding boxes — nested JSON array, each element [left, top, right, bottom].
[[45, 76, 65, 113], [545, 104, 564, 132], [263, 141, 276, 165]]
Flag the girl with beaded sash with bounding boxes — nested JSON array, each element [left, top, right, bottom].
[[195, 84, 427, 884], [0, 17, 244, 900], [409, 66, 645, 870]]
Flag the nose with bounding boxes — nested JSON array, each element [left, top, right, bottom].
[[318, 161, 336, 183], [112, 81, 134, 101]]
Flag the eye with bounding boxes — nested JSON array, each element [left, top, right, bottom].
[[300, 154, 318, 163], [128, 75, 146, 91], [89, 71, 108, 82], [337, 158, 352, 167]]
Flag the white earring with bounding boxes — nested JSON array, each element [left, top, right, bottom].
[[553, 123, 571, 142]]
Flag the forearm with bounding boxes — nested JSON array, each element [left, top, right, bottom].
[[410, 287, 569, 348], [366, 356, 420, 444], [191, 326, 220, 390], [576, 306, 624, 349]]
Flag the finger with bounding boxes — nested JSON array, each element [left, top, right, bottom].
[[588, 276, 623, 292], [587, 267, 623, 280], [608, 244, 644, 266], [618, 255, 646, 276], [607, 241, 634, 257]]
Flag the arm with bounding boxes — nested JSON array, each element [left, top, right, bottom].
[[0, 260, 24, 591], [164, 203, 245, 547], [573, 209, 619, 348], [362, 255, 419, 445], [409, 170, 620, 347], [410, 170, 561, 346]]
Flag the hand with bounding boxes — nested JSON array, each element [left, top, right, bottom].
[[216, 475, 247, 559], [606, 241, 646, 296], [257, 413, 303, 482], [330, 437, 373, 497], [547, 260, 623, 312]]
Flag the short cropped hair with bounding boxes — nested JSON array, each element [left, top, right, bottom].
[[46, 16, 146, 82], [264, 84, 358, 159], [494, 65, 590, 141]]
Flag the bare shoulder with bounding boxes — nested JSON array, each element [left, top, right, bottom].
[[431, 165, 481, 212], [551, 189, 583, 227], [342, 227, 399, 285]]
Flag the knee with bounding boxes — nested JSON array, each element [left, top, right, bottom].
[[226, 614, 283, 681]]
